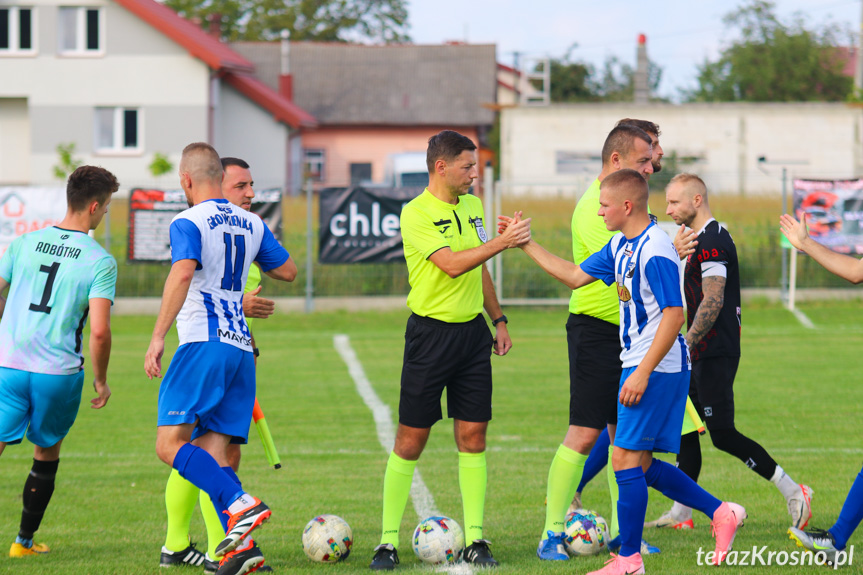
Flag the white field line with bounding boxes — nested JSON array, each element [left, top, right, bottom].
[[790, 307, 816, 329], [333, 333, 440, 520]]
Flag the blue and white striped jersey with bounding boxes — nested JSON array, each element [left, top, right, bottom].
[[170, 199, 288, 351], [581, 222, 689, 373]]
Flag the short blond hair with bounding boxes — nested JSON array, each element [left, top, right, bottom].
[[669, 173, 708, 199], [180, 142, 222, 186]]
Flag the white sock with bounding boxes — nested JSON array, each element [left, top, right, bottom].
[[670, 501, 692, 522], [770, 466, 800, 501], [228, 493, 257, 514]]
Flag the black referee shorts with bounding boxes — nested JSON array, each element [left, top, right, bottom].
[[399, 313, 494, 429], [690, 355, 739, 431], [567, 313, 621, 429]]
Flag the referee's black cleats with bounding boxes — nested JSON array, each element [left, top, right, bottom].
[[369, 544, 399, 570], [464, 540, 499, 567], [160, 542, 207, 568]]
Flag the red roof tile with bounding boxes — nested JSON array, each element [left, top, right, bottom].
[[225, 73, 317, 129]]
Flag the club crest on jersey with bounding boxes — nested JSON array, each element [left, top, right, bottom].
[[616, 281, 632, 302], [470, 216, 488, 243], [626, 262, 636, 278]]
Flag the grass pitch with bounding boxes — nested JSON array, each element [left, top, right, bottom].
[[1, 301, 861, 574]]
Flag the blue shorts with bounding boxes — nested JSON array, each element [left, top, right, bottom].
[[614, 367, 690, 454], [0, 367, 85, 447], [158, 342, 255, 443]]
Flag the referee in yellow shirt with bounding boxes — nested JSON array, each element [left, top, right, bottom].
[[369, 130, 531, 570]]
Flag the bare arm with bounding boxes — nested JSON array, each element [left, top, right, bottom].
[[619, 306, 685, 407], [88, 297, 112, 409], [0, 277, 8, 318], [685, 275, 725, 348], [481, 264, 511, 356], [780, 214, 863, 284], [521, 239, 598, 290], [429, 217, 531, 278], [263, 256, 298, 282], [144, 259, 197, 379]]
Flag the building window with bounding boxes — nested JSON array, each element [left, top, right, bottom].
[[0, 7, 35, 54], [350, 162, 372, 185], [59, 6, 101, 55], [95, 107, 140, 152], [303, 149, 325, 182]]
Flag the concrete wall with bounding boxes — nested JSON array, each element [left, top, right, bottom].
[[500, 103, 863, 197]]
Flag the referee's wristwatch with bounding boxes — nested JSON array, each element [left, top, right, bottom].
[[491, 315, 508, 327]]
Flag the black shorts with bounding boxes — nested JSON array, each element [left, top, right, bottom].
[[690, 356, 739, 430], [567, 314, 621, 429], [399, 313, 494, 428]]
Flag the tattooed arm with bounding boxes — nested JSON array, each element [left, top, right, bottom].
[[686, 275, 726, 348]]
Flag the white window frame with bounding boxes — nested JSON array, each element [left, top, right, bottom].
[[303, 148, 325, 182], [94, 107, 142, 155], [0, 6, 37, 56], [58, 6, 104, 57]]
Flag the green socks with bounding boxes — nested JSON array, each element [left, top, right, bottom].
[[164, 469, 199, 551], [543, 444, 588, 537], [199, 490, 226, 558], [607, 445, 620, 539], [459, 451, 488, 543], [380, 452, 417, 548]]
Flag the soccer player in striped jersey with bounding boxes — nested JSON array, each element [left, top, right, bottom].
[[516, 169, 745, 573], [0, 166, 119, 558], [146, 143, 296, 575], [159, 156, 285, 574], [781, 211, 863, 565]]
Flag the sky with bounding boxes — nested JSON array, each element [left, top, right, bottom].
[[406, 0, 861, 101]]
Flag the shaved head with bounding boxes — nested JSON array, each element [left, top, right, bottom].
[[180, 142, 222, 186]]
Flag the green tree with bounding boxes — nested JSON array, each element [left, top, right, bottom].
[[549, 45, 597, 102], [591, 55, 663, 102], [685, 0, 852, 102], [549, 46, 663, 103], [52, 142, 82, 180], [165, 0, 409, 43], [148, 152, 174, 178]]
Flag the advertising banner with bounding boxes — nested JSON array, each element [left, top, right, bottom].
[[318, 186, 422, 263], [793, 178, 863, 255], [0, 187, 67, 256], [127, 188, 283, 262]]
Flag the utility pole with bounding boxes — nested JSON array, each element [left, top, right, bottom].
[[856, 0, 863, 95]]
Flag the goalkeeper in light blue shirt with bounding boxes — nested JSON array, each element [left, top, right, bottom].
[[0, 166, 119, 558]]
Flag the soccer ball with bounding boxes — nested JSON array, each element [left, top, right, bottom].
[[564, 509, 608, 556], [302, 514, 353, 562], [412, 516, 465, 565]]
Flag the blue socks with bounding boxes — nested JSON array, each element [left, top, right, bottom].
[[577, 428, 611, 493], [14, 536, 33, 549], [644, 458, 721, 518], [172, 444, 244, 513], [831, 467, 863, 549], [615, 467, 647, 557]]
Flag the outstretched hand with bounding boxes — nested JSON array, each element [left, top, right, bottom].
[[243, 285, 275, 319], [497, 211, 531, 248], [673, 225, 698, 260], [779, 213, 808, 250]]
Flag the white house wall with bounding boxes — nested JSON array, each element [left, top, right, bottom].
[[1, 0, 211, 186], [501, 103, 863, 197], [216, 82, 288, 190]]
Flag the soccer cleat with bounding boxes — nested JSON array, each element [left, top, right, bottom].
[[215, 539, 265, 575], [586, 552, 645, 575], [464, 539, 499, 567], [788, 484, 813, 529], [159, 543, 207, 568], [537, 531, 569, 561], [9, 542, 50, 558], [644, 510, 694, 530], [369, 543, 399, 571], [568, 491, 583, 514], [710, 502, 747, 565], [204, 555, 219, 575], [607, 536, 661, 555], [788, 527, 840, 566], [215, 498, 271, 557]]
